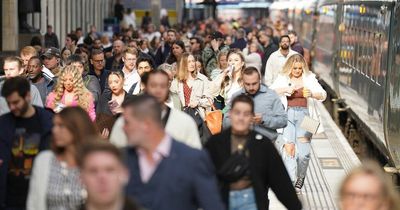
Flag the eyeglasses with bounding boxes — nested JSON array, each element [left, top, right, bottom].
[[92, 59, 104, 63]]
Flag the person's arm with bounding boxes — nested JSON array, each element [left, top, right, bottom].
[[193, 150, 226, 210], [266, 144, 303, 210], [261, 94, 287, 129], [264, 57, 274, 86]]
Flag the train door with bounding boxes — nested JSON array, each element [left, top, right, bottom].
[[386, 2, 400, 169]]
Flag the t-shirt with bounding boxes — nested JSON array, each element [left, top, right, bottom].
[[6, 112, 42, 207]]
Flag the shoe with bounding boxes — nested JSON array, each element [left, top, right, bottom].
[[295, 177, 305, 194]]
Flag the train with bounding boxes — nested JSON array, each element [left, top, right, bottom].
[[270, 0, 400, 172]]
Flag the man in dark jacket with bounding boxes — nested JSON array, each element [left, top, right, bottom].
[[288, 30, 304, 56], [44, 25, 59, 48], [154, 29, 177, 67], [0, 77, 53, 210], [230, 28, 247, 51], [205, 94, 302, 210], [258, 31, 278, 76]]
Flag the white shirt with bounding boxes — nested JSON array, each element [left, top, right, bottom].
[[264, 49, 298, 86], [122, 67, 141, 94]]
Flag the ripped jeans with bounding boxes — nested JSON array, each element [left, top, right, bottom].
[[281, 107, 312, 182]]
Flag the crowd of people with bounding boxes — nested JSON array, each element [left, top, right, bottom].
[[0, 11, 399, 210]]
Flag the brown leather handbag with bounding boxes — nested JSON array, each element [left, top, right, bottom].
[[205, 99, 223, 135]]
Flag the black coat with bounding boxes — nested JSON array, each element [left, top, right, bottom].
[[204, 129, 302, 210]]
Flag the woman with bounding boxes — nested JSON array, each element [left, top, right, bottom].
[[243, 42, 262, 72], [46, 65, 96, 121], [96, 72, 131, 132], [210, 51, 228, 80], [61, 48, 72, 67], [170, 52, 212, 119], [165, 40, 186, 65], [194, 54, 208, 78], [27, 107, 98, 210], [212, 49, 246, 108], [270, 54, 326, 193], [205, 94, 302, 210], [339, 161, 400, 210]]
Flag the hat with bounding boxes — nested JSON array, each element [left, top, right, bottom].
[[211, 31, 224, 40], [41, 47, 61, 59]]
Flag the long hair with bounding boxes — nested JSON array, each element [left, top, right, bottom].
[[281, 54, 310, 76], [176, 52, 197, 81], [339, 160, 400, 210], [221, 49, 245, 90], [52, 107, 98, 154], [166, 40, 186, 65], [51, 65, 92, 111]]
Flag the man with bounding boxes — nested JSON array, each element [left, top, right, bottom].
[[64, 33, 79, 54], [206, 94, 302, 210], [0, 77, 53, 209], [75, 27, 85, 45], [20, 46, 38, 71], [264, 35, 298, 86], [288, 30, 304, 56], [27, 56, 55, 103], [202, 31, 230, 76], [136, 56, 153, 76], [106, 40, 125, 72], [41, 47, 62, 76], [68, 55, 101, 104], [258, 31, 278, 76], [189, 36, 203, 56], [155, 29, 177, 66], [78, 140, 141, 210], [1, 57, 43, 115], [89, 49, 111, 93], [44, 25, 59, 48], [110, 70, 201, 149], [122, 95, 224, 210], [121, 48, 141, 95], [224, 67, 287, 141], [230, 28, 247, 51]]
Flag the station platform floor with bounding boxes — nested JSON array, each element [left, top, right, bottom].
[[269, 102, 361, 209]]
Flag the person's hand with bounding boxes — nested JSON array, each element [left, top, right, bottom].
[[303, 88, 312, 98], [211, 39, 220, 51], [284, 143, 295, 157], [109, 100, 121, 115], [189, 101, 199, 108], [286, 86, 295, 95], [253, 114, 263, 124], [101, 128, 110, 139]]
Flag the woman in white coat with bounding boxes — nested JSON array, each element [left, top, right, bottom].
[[27, 107, 98, 210], [270, 54, 326, 193]]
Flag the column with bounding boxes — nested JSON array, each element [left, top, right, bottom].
[[2, 0, 18, 51], [151, 0, 161, 28]]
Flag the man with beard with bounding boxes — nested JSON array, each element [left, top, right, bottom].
[[27, 56, 55, 103], [154, 29, 177, 66], [106, 40, 126, 72], [224, 67, 287, 141], [0, 77, 53, 210], [109, 70, 201, 149], [121, 48, 141, 95], [264, 35, 298, 86]]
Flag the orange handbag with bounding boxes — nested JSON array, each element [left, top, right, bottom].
[[205, 99, 223, 135]]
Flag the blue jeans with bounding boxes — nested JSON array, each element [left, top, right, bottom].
[[229, 188, 257, 210], [281, 107, 312, 182]]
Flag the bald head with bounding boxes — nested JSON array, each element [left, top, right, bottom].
[[113, 40, 125, 55]]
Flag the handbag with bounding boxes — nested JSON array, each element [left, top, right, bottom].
[[300, 98, 320, 134], [218, 142, 250, 183], [205, 99, 223, 135]]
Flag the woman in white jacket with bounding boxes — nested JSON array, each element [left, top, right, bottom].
[[270, 54, 326, 193], [27, 107, 98, 210]]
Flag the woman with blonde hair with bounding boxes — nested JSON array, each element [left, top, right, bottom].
[[270, 54, 326, 193], [339, 161, 400, 210], [46, 65, 96, 121], [170, 52, 212, 119]]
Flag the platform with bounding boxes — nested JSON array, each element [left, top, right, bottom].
[[270, 102, 361, 209]]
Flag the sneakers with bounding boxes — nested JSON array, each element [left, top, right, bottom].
[[294, 177, 305, 194]]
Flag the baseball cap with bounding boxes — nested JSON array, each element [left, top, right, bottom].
[[41, 47, 61, 59]]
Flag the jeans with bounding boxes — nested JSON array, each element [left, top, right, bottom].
[[281, 107, 312, 182], [229, 188, 257, 210]]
